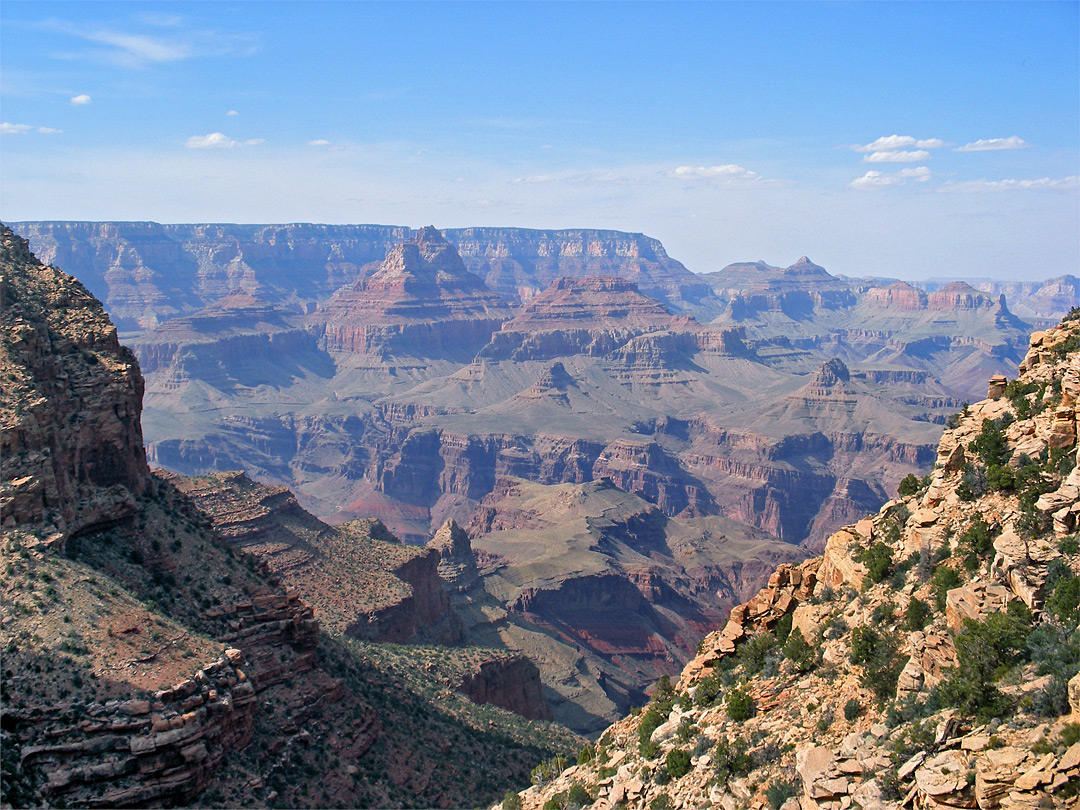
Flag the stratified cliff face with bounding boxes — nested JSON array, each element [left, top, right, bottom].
[[921, 275, 1080, 323], [10, 221, 412, 330], [320, 226, 510, 358], [445, 227, 720, 317], [0, 228, 579, 809], [507, 315, 1080, 810], [11, 221, 719, 328], [1, 227, 150, 543]]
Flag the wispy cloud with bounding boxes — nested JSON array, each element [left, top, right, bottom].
[[226, 110, 239, 117], [850, 166, 932, 189], [70, 94, 92, 105], [938, 175, 1078, 192], [670, 164, 780, 187], [0, 122, 61, 135], [955, 136, 1029, 152], [862, 149, 931, 163], [43, 19, 258, 69], [854, 135, 946, 153], [307, 139, 330, 147], [185, 132, 263, 149], [511, 174, 553, 184]]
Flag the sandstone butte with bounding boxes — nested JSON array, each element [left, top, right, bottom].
[[504, 316, 1080, 810], [0, 224, 583, 809]]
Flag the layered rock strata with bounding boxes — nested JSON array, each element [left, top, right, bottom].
[[507, 314, 1080, 810]]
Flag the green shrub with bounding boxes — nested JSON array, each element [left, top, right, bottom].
[[565, 783, 591, 808], [853, 627, 905, 704], [530, 755, 569, 786], [766, 776, 800, 810], [932, 567, 962, 612], [937, 606, 1031, 720], [859, 542, 893, 586], [1064, 722, 1080, 747], [726, 686, 754, 721], [713, 735, 753, 783], [737, 633, 778, 676], [959, 517, 995, 556], [666, 748, 692, 779], [850, 627, 880, 665], [1046, 564, 1080, 626], [649, 794, 673, 810], [843, 698, 862, 722], [782, 627, 816, 673], [969, 417, 1011, 468], [694, 673, 721, 707], [898, 474, 921, 497], [774, 611, 793, 645], [902, 597, 932, 631], [985, 463, 1015, 492], [576, 744, 595, 765], [502, 791, 523, 810]]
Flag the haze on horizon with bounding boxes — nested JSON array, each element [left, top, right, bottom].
[[1, 0, 1077, 282]]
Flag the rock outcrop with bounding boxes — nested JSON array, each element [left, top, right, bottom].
[[505, 313, 1080, 810], [1, 227, 150, 543]]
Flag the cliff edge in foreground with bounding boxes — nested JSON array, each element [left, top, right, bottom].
[[510, 315, 1080, 810]]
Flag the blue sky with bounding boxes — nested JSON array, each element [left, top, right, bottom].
[[2, 1, 1077, 280]]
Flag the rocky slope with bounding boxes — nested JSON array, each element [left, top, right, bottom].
[[0, 225, 579, 809], [504, 314, 1080, 810]]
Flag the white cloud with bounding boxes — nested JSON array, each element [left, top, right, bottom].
[[184, 133, 262, 149], [511, 174, 553, 184], [37, 127, 62, 135], [938, 176, 1079, 192], [862, 149, 931, 163], [849, 170, 901, 189], [669, 164, 783, 187], [307, 139, 330, 147], [855, 135, 946, 152], [70, 94, 92, 105], [185, 132, 240, 149], [898, 166, 932, 182], [226, 110, 239, 116], [955, 136, 1029, 152]]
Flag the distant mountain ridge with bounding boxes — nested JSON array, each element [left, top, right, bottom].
[[10, 221, 718, 328]]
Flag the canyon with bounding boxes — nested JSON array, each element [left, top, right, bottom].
[[0, 226, 580, 808], [7, 222, 1052, 732]]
